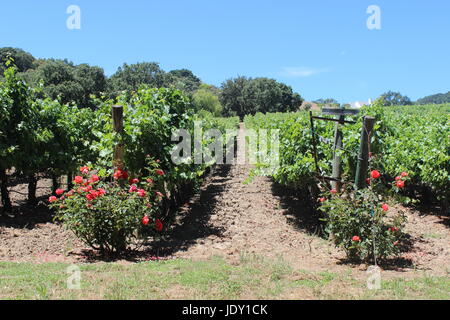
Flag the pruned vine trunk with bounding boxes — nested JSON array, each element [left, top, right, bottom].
[[27, 173, 38, 205], [0, 168, 12, 213]]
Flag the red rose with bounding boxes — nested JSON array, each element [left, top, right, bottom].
[[142, 216, 150, 226], [395, 176, 402, 181], [114, 169, 129, 180], [146, 178, 154, 184], [80, 166, 90, 174], [90, 175, 100, 183], [155, 219, 163, 232], [330, 189, 337, 194], [366, 178, 371, 185], [49, 196, 57, 203], [319, 197, 326, 203], [155, 169, 165, 176], [129, 178, 139, 185], [86, 193, 95, 201], [74, 176, 84, 184], [113, 170, 122, 180], [396, 180, 405, 188], [389, 227, 398, 232], [371, 170, 381, 179], [155, 191, 164, 198], [137, 189, 146, 198], [381, 203, 389, 212], [129, 185, 138, 193], [55, 189, 64, 196], [401, 172, 408, 177], [97, 188, 106, 196], [352, 236, 360, 242]]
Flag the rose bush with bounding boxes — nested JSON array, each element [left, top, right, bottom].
[[49, 158, 166, 254], [318, 171, 409, 262]]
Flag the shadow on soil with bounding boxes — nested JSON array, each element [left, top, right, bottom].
[[0, 200, 55, 230], [91, 164, 235, 262], [270, 182, 325, 236]]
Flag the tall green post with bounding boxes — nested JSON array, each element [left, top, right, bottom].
[[355, 116, 376, 190]]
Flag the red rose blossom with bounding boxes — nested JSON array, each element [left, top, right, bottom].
[[330, 189, 337, 194], [319, 197, 326, 203], [396, 180, 405, 188], [80, 166, 89, 174], [352, 236, 360, 242], [129, 178, 139, 185], [90, 175, 100, 183], [74, 176, 84, 184], [49, 196, 57, 203], [137, 189, 146, 198], [381, 203, 389, 212], [129, 185, 138, 193], [401, 172, 409, 177], [371, 170, 381, 179], [155, 169, 165, 176], [142, 216, 150, 226], [395, 176, 402, 181], [55, 189, 64, 196]]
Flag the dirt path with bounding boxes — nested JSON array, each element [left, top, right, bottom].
[[160, 123, 449, 278], [167, 124, 338, 268], [1, 124, 449, 279]]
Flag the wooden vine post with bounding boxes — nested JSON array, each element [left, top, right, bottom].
[[355, 116, 376, 190], [112, 105, 125, 173]]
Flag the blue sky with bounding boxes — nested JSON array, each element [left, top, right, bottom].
[[1, 0, 449, 102]]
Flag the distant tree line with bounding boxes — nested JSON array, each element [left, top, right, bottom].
[[0, 47, 303, 117], [417, 92, 450, 105]]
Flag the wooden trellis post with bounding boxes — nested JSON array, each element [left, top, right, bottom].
[[355, 116, 376, 190], [310, 107, 359, 191], [112, 105, 125, 171]]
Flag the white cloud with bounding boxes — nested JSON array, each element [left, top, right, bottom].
[[280, 67, 330, 78]]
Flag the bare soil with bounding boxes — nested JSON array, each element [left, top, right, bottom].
[[1, 125, 449, 280]]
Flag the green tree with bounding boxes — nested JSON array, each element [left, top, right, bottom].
[[24, 59, 106, 108], [192, 84, 223, 116], [165, 69, 201, 94], [0, 47, 35, 73], [379, 91, 413, 106], [220, 77, 303, 118], [417, 92, 450, 105], [108, 62, 165, 96]]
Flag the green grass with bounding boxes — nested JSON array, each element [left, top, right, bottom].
[[0, 255, 448, 300]]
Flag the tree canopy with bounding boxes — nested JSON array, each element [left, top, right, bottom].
[[220, 77, 303, 118], [0, 47, 35, 73], [379, 91, 413, 106], [24, 59, 106, 108], [192, 84, 223, 116], [107, 62, 165, 95], [417, 92, 450, 105]]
